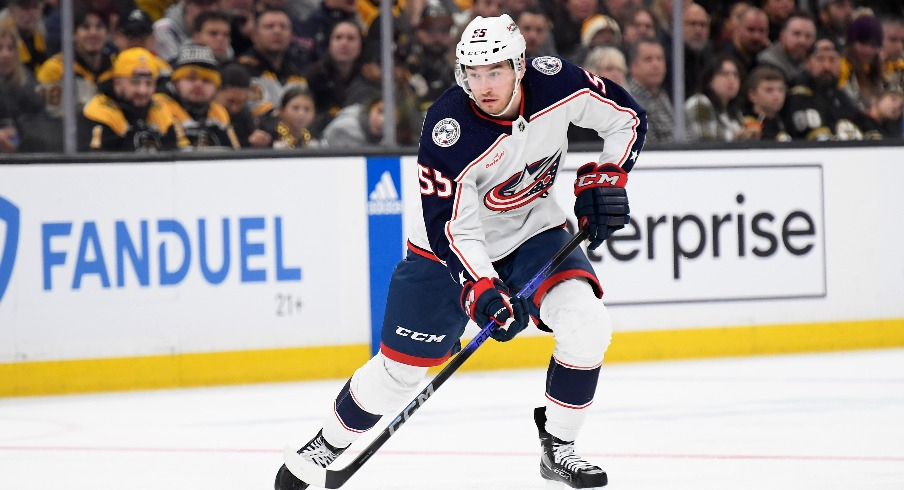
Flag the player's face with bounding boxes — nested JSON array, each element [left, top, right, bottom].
[[279, 94, 315, 131], [465, 61, 518, 115], [176, 75, 218, 105], [115, 73, 156, 108]]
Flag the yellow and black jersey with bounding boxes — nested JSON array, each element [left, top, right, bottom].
[[78, 93, 180, 152], [237, 48, 309, 117], [156, 94, 240, 150], [1, 16, 47, 72], [37, 52, 114, 116]]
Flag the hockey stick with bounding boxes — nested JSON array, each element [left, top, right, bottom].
[[284, 227, 590, 489]]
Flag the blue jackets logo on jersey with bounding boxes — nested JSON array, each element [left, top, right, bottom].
[[484, 150, 562, 211], [431, 118, 461, 147], [0, 196, 21, 306]]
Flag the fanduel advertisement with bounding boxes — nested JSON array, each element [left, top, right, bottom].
[[557, 163, 826, 305], [0, 160, 371, 361]]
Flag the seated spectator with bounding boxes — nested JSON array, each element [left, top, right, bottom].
[[300, 0, 362, 61], [545, 0, 601, 62], [685, 54, 752, 142], [682, 3, 715, 101], [570, 14, 620, 65], [215, 61, 266, 148], [603, 0, 641, 28], [859, 89, 903, 139], [716, 2, 751, 50], [882, 17, 904, 90], [260, 84, 320, 149], [839, 13, 887, 109], [0, 25, 44, 124], [322, 93, 385, 148], [516, 6, 556, 58], [762, 0, 794, 42], [305, 19, 364, 134], [584, 45, 627, 85], [626, 39, 674, 144], [757, 11, 816, 83], [742, 65, 791, 141], [784, 38, 864, 140], [154, 0, 222, 63], [158, 43, 240, 150], [79, 47, 181, 152], [406, 4, 457, 113], [723, 6, 770, 76], [816, 0, 853, 50], [36, 8, 114, 117], [0, 0, 48, 72], [113, 8, 156, 52], [237, 7, 310, 118], [224, 0, 256, 56], [190, 10, 234, 63], [621, 7, 658, 50]]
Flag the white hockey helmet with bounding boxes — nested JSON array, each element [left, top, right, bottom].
[[454, 14, 526, 97]]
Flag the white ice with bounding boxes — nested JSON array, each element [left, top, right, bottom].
[[1, 348, 903, 490]]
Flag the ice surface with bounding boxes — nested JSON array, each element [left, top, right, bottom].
[[1, 349, 902, 489]]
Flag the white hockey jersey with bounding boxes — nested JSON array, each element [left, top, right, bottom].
[[409, 55, 647, 285]]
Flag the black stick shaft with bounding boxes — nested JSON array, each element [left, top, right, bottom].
[[323, 228, 588, 488]]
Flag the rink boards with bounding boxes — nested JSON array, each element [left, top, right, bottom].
[[1, 146, 903, 396]]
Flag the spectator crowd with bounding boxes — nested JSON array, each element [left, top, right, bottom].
[[0, 0, 902, 153]]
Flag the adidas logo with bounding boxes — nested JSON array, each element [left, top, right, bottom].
[[368, 171, 403, 215]]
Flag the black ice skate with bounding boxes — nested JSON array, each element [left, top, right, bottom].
[[534, 407, 608, 489], [275, 430, 347, 490]]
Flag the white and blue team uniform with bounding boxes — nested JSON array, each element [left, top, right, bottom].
[[375, 55, 646, 370], [277, 22, 648, 489]]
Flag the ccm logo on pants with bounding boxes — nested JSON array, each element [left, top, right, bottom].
[[395, 327, 446, 343]]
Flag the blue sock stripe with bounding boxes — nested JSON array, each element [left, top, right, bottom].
[[545, 357, 601, 408], [334, 380, 382, 432]]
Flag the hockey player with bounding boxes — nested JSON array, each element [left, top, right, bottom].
[[276, 13, 646, 490]]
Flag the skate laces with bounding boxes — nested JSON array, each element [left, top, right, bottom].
[[552, 440, 599, 473], [300, 435, 342, 468]]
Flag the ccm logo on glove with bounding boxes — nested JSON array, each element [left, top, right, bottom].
[[574, 163, 627, 190], [574, 163, 630, 251]]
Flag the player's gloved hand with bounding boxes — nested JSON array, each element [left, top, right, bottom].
[[574, 162, 630, 250], [460, 277, 531, 342]]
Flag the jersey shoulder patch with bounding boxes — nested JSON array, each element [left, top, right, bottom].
[[431, 117, 461, 147], [531, 56, 563, 75]]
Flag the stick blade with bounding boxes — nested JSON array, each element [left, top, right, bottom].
[[283, 445, 328, 488]]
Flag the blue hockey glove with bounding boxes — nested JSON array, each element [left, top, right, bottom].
[[460, 277, 531, 342], [574, 162, 630, 250]]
